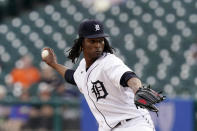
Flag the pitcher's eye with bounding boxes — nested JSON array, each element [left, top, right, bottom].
[[90, 40, 95, 43], [99, 40, 104, 43]]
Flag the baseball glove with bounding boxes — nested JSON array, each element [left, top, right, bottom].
[[134, 85, 165, 115]]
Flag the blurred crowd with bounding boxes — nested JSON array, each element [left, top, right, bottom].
[[0, 54, 80, 131]]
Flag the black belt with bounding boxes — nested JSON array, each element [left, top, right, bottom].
[[114, 118, 132, 128]]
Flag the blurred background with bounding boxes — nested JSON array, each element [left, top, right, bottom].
[[0, 0, 197, 131]]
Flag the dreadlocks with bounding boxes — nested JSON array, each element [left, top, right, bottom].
[[67, 37, 114, 63]]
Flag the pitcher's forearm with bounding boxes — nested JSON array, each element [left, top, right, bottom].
[[127, 77, 142, 94], [51, 63, 68, 78]]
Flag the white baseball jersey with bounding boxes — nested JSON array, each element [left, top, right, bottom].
[[73, 53, 149, 130]]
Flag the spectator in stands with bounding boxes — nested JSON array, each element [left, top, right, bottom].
[[24, 105, 54, 131], [40, 64, 79, 99], [22, 106, 41, 130], [24, 83, 54, 131], [7, 54, 41, 89], [40, 64, 64, 90], [190, 44, 197, 62], [0, 85, 9, 130], [39, 105, 54, 130], [0, 59, 2, 75], [1, 90, 31, 131], [38, 82, 52, 101], [0, 85, 6, 100]]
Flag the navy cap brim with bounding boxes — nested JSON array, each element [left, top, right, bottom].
[[85, 33, 109, 38]]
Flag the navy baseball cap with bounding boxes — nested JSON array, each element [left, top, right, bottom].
[[78, 19, 109, 38]]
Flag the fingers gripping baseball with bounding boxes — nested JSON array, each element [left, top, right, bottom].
[[41, 47, 58, 67]]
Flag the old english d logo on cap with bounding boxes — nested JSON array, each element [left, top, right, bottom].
[[95, 24, 100, 31], [78, 19, 109, 38]]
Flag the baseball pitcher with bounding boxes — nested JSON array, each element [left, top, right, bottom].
[[42, 19, 165, 131]]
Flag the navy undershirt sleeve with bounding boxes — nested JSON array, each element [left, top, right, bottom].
[[120, 71, 139, 87], [64, 69, 76, 85]]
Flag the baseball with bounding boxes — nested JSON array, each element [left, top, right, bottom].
[[41, 50, 49, 58]]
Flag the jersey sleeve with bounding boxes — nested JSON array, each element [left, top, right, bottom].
[[120, 71, 139, 87], [64, 69, 76, 85], [103, 55, 133, 88]]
